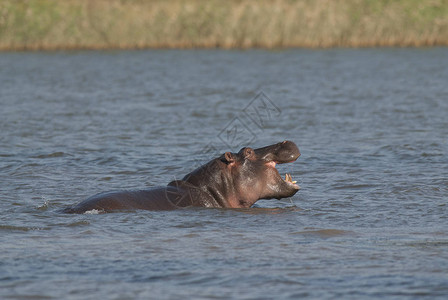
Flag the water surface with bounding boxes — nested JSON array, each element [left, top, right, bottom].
[[1, 48, 447, 299]]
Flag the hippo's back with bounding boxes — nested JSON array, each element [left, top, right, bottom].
[[62, 187, 179, 213]]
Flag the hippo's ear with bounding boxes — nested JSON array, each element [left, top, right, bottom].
[[243, 147, 255, 159], [223, 152, 235, 164]]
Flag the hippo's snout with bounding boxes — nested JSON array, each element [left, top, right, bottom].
[[254, 140, 300, 164]]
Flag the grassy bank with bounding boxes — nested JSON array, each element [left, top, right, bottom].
[[1, 0, 447, 50]]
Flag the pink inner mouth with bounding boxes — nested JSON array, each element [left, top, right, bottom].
[[266, 161, 276, 168], [266, 161, 300, 189]]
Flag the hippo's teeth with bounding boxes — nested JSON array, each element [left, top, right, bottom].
[[285, 173, 297, 184]]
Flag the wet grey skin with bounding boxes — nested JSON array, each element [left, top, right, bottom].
[[63, 141, 300, 213]]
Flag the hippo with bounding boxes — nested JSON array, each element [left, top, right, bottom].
[[63, 141, 300, 213]]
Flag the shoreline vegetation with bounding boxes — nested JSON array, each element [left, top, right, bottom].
[[1, 0, 447, 51]]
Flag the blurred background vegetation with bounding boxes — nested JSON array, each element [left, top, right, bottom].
[[0, 0, 447, 50]]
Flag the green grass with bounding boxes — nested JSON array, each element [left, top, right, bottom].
[[1, 0, 447, 50]]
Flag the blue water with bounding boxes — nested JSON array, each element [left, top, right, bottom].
[[1, 48, 448, 299]]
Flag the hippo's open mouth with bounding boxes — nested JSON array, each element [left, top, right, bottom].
[[254, 140, 301, 193], [266, 160, 300, 190]]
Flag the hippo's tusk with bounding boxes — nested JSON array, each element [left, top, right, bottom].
[[285, 173, 297, 184]]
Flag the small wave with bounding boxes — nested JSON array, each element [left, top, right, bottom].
[[33, 152, 65, 159], [239, 206, 301, 215], [421, 152, 443, 157], [0, 225, 46, 232], [290, 229, 355, 238], [36, 199, 50, 211], [332, 184, 378, 190], [49, 220, 91, 228], [84, 209, 105, 215], [404, 240, 448, 248], [174, 221, 214, 229], [67, 220, 90, 227]]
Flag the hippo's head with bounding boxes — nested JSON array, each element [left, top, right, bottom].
[[180, 141, 301, 208]]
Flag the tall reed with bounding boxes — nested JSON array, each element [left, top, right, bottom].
[[1, 0, 447, 50]]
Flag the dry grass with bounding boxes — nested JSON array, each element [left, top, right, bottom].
[[1, 0, 447, 50]]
